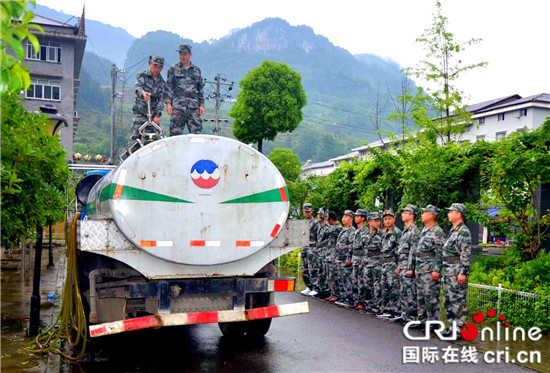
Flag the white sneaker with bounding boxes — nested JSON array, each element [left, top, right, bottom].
[[376, 312, 392, 318], [301, 288, 311, 295], [308, 290, 318, 296]]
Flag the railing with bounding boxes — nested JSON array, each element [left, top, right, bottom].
[[468, 283, 550, 330]]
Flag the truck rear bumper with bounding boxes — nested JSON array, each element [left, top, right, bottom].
[[89, 301, 309, 338]]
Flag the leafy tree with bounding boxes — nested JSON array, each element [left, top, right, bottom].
[[231, 60, 306, 153], [268, 148, 302, 182], [408, 0, 487, 144], [1, 0, 43, 95], [480, 118, 550, 259], [1, 93, 70, 247]]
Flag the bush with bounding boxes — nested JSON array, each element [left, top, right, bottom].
[[278, 248, 302, 271]]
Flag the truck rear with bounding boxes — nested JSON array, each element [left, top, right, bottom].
[[76, 135, 308, 339]]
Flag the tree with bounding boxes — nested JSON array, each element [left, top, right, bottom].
[[268, 148, 302, 182], [1, 0, 43, 95], [231, 60, 306, 153], [1, 93, 70, 248], [480, 119, 550, 259], [409, 0, 487, 144]]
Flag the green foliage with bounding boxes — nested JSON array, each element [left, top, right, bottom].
[[1, 93, 69, 247], [1, 0, 43, 95], [478, 118, 550, 259], [278, 249, 302, 271], [408, 0, 487, 143], [230, 60, 307, 153], [268, 148, 302, 182]]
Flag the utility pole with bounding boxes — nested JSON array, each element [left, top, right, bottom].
[[109, 65, 117, 164], [109, 65, 125, 164], [203, 74, 233, 136]]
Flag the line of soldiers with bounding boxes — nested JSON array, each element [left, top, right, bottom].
[[130, 44, 205, 143], [300, 202, 471, 337]]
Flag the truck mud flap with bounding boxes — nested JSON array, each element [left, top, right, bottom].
[[89, 301, 309, 338]]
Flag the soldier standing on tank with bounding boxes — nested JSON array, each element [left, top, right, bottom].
[[350, 209, 368, 309], [392, 204, 420, 323], [325, 211, 343, 302], [407, 205, 445, 329], [130, 56, 171, 143], [364, 212, 383, 315], [166, 44, 205, 135], [301, 203, 319, 296], [334, 210, 357, 307], [441, 203, 471, 338], [377, 209, 402, 319]]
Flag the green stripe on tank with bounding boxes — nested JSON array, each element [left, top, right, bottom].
[[99, 183, 193, 204], [86, 201, 97, 215], [221, 186, 289, 204]]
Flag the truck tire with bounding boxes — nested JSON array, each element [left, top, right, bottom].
[[218, 321, 248, 339], [246, 318, 272, 338]]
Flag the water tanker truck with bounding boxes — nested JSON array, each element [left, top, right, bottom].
[[76, 135, 309, 339]]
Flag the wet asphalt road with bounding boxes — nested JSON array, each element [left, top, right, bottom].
[[69, 292, 532, 373]]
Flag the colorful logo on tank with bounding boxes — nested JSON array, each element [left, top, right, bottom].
[[190, 160, 221, 189]]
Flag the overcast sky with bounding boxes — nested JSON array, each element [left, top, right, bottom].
[[36, 0, 549, 103]]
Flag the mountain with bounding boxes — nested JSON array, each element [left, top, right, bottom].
[[34, 4, 135, 66]]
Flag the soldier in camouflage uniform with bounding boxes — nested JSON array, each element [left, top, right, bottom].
[[407, 205, 445, 327], [334, 210, 356, 306], [378, 210, 402, 318], [130, 56, 171, 142], [310, 208, 330, 296], [395, 204, 420, 323], [166, 44, 205, 135], [441, 203, 471, 337], [300, 203, 319, 296], [325, 211, 343, 301], [350, 209, 368, 309], [364, 212, 383, 314]]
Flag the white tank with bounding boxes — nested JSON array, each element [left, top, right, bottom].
[[86, 135, 289, 266]]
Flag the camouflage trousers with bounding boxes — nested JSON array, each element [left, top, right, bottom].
[[308, 250, 321, 292], [170, 98, 202, 135], [319, 254, 331, 293], [351, 258, 364, 304], [326, 256, 340, 297], [338, 262, 354, 301], [365, 262, 382, 312], [442, 266, 468, 327], [381, 262, 400, 313], [300, 247, 312, 289], [398, 270, 417, 321], [416, 272, 441, 323]]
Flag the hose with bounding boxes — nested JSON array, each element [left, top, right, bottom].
[[23, 212, 89, 360]]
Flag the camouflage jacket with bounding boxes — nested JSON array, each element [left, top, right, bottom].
[[166, 62, 205, 106], [308, 218, 320, 248], [133, 70, 170, 118], [326, 224, 343, 260], [315, 222, 332, 255], [365, 228, 383, 266], [381, 226, 402, 261], [335, 226, 357, 262], [408, 224, 445, 273], [351, 225, 369, 261], [440, 222, 472, 276], [397, 223, 420, 271]]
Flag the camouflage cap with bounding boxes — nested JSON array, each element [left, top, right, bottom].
[[303, 203, 313, 212], [343, 209, 356, 217], [383, 209, 395, 217], [355, 209, 368, 217], [368, 211, 380, 220], [402, 204, 419, 216], [317, 208, 328, 218], [422, 204, 440, 216], [149, 55, 164, 66], [445, 203, 466, 215], [177, 44, 192, 53]]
